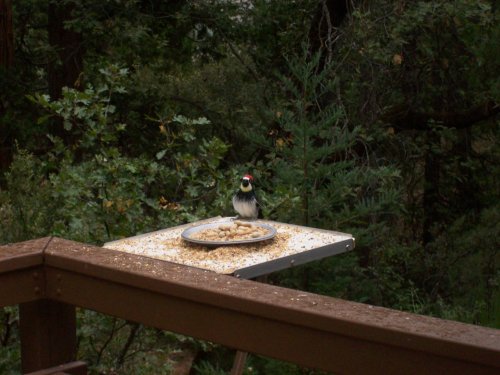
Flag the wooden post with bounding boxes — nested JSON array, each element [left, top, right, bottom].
[[230, 275, 267, 375], [19, 299, 77, 373], [230, 351, 248, 375]]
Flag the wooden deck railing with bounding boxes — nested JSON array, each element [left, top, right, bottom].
[[1, 237, 499, 374]]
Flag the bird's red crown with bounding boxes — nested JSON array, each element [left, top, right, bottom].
[[242, 174, 254, 181]]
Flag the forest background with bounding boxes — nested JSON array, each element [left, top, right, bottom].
[[0, 0, 498, 374]]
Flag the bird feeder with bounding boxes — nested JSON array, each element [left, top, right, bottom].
[[104, 217, 354, 279]]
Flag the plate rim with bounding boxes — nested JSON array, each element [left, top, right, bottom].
[[181, 220, 277, 246]]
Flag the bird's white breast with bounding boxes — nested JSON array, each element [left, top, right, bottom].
[[232, 196, 258, 219]]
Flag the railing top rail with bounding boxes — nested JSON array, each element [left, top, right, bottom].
[[0, 237, 49, 273], [1, 237, 499, 374]]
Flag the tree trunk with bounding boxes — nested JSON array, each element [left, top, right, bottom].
[[0, 0, 13, 68], [454, 127, 480, 214], [47, 1, 84, 143], [0, 0, 13, 171], [422, 134, 440, 246], [48, 1, 83, 99]]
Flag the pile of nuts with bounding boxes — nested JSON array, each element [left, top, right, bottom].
[[190, 220, 271, 242]]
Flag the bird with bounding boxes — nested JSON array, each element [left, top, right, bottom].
[[232, 174, 260, 219]]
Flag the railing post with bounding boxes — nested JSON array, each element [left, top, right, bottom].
[[19, 299, 77, 373]]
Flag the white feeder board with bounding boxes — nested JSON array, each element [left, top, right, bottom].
[[104, 217, 355, 279]]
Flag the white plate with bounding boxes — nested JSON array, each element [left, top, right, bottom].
[[181, 221, 277, 246]]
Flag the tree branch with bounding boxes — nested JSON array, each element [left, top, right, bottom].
[[382, 101, 499, 131], [116, 322, 141, 369]]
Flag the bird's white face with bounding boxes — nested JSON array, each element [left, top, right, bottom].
[[240, 177, 253, 192]]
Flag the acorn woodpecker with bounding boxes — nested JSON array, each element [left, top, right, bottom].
[[232, 174, 260, 219]]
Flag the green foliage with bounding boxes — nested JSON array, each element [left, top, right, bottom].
[[244, 355, 331, 375], [424, 206, 500, 324], [192, 361, 227, 375], [1, 0, 499, 373], [3, 66, 237, 244], [0, 307, 20, 375], [77, 310, 174, 374], [343, 0, 499, 114], [0, 150, 56, 243], [27, 65, 129, 157], [272, 49, 349, 225], [267, 46, 403, 248]]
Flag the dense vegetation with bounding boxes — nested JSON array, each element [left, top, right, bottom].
[[1, 0, 498, 373]]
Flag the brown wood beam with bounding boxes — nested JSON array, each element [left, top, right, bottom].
[[24, 360, 87, 375], [0, 238, 48, 307], [19, 299, 77, 373], [0, 237, 77, 373], [1, 237, 499, 374], [0, 237, 49, 273], [42, 238, 500, 375], [0, 267, 44, 307]]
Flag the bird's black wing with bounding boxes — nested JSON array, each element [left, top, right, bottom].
[[255, 192, 264, 219]]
